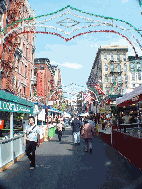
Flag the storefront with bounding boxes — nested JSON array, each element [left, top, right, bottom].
[[0, 90, 33, 171]]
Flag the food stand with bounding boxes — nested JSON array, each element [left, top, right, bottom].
[[113, 86, 142, 169]]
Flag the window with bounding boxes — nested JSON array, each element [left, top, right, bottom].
[[137, 63, 141, 71], [110, 53, 114, 61], [117, 53, 120, 61], [104, 53, 107, 60], [104, 63, 108, 71], [124, 63, 127, 71], [117, 64, 121, 72], [118, 76, 122, 83], [138, 73, 141, 80], [132, 73, 135, 81], [105, 74, 108, 82], [25, 65, 27, 77], [111, 75, 115, 83], [111, 64, 114, 71], [131, 64, 134, 71], [123, 53, 127, 61], [24, 86, 26, 94], [125, 74, 128, 81], [26, 47, 28, 59], [105, 87, 109, 94]]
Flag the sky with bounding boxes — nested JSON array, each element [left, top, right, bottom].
[[28, 0, 142, 95]]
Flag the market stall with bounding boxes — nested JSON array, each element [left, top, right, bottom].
[[0, 90, 34, 171], [113, 86, 142, 169]]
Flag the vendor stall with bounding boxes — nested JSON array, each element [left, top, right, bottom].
[[0, 90, 34, 171], [112, 86, 142, 169]]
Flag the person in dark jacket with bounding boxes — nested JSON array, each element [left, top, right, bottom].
[[71, 116, 82, 145]]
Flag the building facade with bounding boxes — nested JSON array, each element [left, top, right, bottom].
[[87, 45, 130, 96], [128, 56, 142, 91], [34, 58, 62, 107], [0, 0, 36, 100]]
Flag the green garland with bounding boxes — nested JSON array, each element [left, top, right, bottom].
[[1, 5, 141, 37]]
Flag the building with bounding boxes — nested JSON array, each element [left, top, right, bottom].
[[34, 58, 62, 107], [0, 0, 36, 100], [128, 56, 142, 91], [87, 45, 130, 97]]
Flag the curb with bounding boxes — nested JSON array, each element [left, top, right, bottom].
[[0, 152, 26, 173]]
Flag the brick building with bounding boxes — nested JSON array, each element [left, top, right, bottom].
[[0, 0, 36, 100], [34, 58, 62, 107]]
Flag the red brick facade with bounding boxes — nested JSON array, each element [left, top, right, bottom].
[[34, 58, 62, 107], [0, 0, 36, 100]]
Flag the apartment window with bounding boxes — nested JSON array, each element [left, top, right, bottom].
[[111, 64, 114, 71], [110, 53, 114, 61], [26, 47, 28, 59], [132, 73, 135, 81], [124, 63, 127, 71], [117, 53, 120, 61], [104, 63, 108, 71], [111, 75, 115, 83], [105, 74, 108, 82], [24, 86, 26, 94], [137, 63, 141, 71], [130, 64, 134, 71], [117, 64, 121, 72], [138, 72, 141, 80], [104, 53, 107, 60], [118, 76, 122, 83], [105, 87, 109, 94], [25, 65, 27, 77], [123, 53, 127, 61], [125, 74, 128, 81]]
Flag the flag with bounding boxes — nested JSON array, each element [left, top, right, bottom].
[[138, 0, 142, 7], [94, 84, 105, 95]]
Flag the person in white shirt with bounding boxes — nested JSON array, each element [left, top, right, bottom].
[[23, 116, 39, 170]]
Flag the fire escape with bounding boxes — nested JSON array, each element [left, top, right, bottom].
[[1, 0, 24, 94], [108, 60, 123, 95]]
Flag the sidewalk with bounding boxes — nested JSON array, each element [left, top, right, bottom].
[[0, 127, 142, 189]]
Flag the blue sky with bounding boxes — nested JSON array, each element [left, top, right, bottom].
[[28, 0, 142, 94]]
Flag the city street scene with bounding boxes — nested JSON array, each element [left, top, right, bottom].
[[0, 0, 142, 188]]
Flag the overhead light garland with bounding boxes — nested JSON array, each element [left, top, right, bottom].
[[1, 29, 138, 59], [0, 5, 141, 51]]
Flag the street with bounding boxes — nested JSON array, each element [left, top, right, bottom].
[[0, 127, 142, 189]]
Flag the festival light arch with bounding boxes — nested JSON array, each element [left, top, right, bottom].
[[0, 5, 142, 58]]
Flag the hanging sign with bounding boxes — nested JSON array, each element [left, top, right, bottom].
[[0, 100, 33, 113], [37, 70, 45, 97]]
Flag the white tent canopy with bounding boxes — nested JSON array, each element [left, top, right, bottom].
[[79, 112, 89, 117], [116, 86, 142, 107], [63, 112, 71, 118]]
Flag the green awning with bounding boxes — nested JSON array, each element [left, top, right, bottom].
[[0, 90, 34, 114]]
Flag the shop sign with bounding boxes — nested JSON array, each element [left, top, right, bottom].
[[0, 100, 32, 113], [37, 70, 45, 97]]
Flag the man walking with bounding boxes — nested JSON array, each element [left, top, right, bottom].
[[71, 116, 82, 145], [24, 116, 40, 169]]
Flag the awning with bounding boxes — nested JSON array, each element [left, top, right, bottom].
[[116, 86, 142, 107], [0, 90, 34, 114]]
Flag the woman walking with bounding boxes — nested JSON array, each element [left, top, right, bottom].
[[57, 119, 63, 142], [81, 118, 95, 154]]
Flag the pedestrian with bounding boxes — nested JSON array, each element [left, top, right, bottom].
[[23, 116, 40, 170], [81, 118, 95, 154], [57, 119, 63, 142], [71, 115, 82, 145], [88, 116, 95, 129]]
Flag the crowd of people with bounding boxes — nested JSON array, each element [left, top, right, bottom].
[[23, 114, 96, 170]]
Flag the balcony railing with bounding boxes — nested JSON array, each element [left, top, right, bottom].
[[0, 0, 7, 14]]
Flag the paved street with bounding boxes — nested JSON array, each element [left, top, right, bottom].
[[0, 127, 142, 189]]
